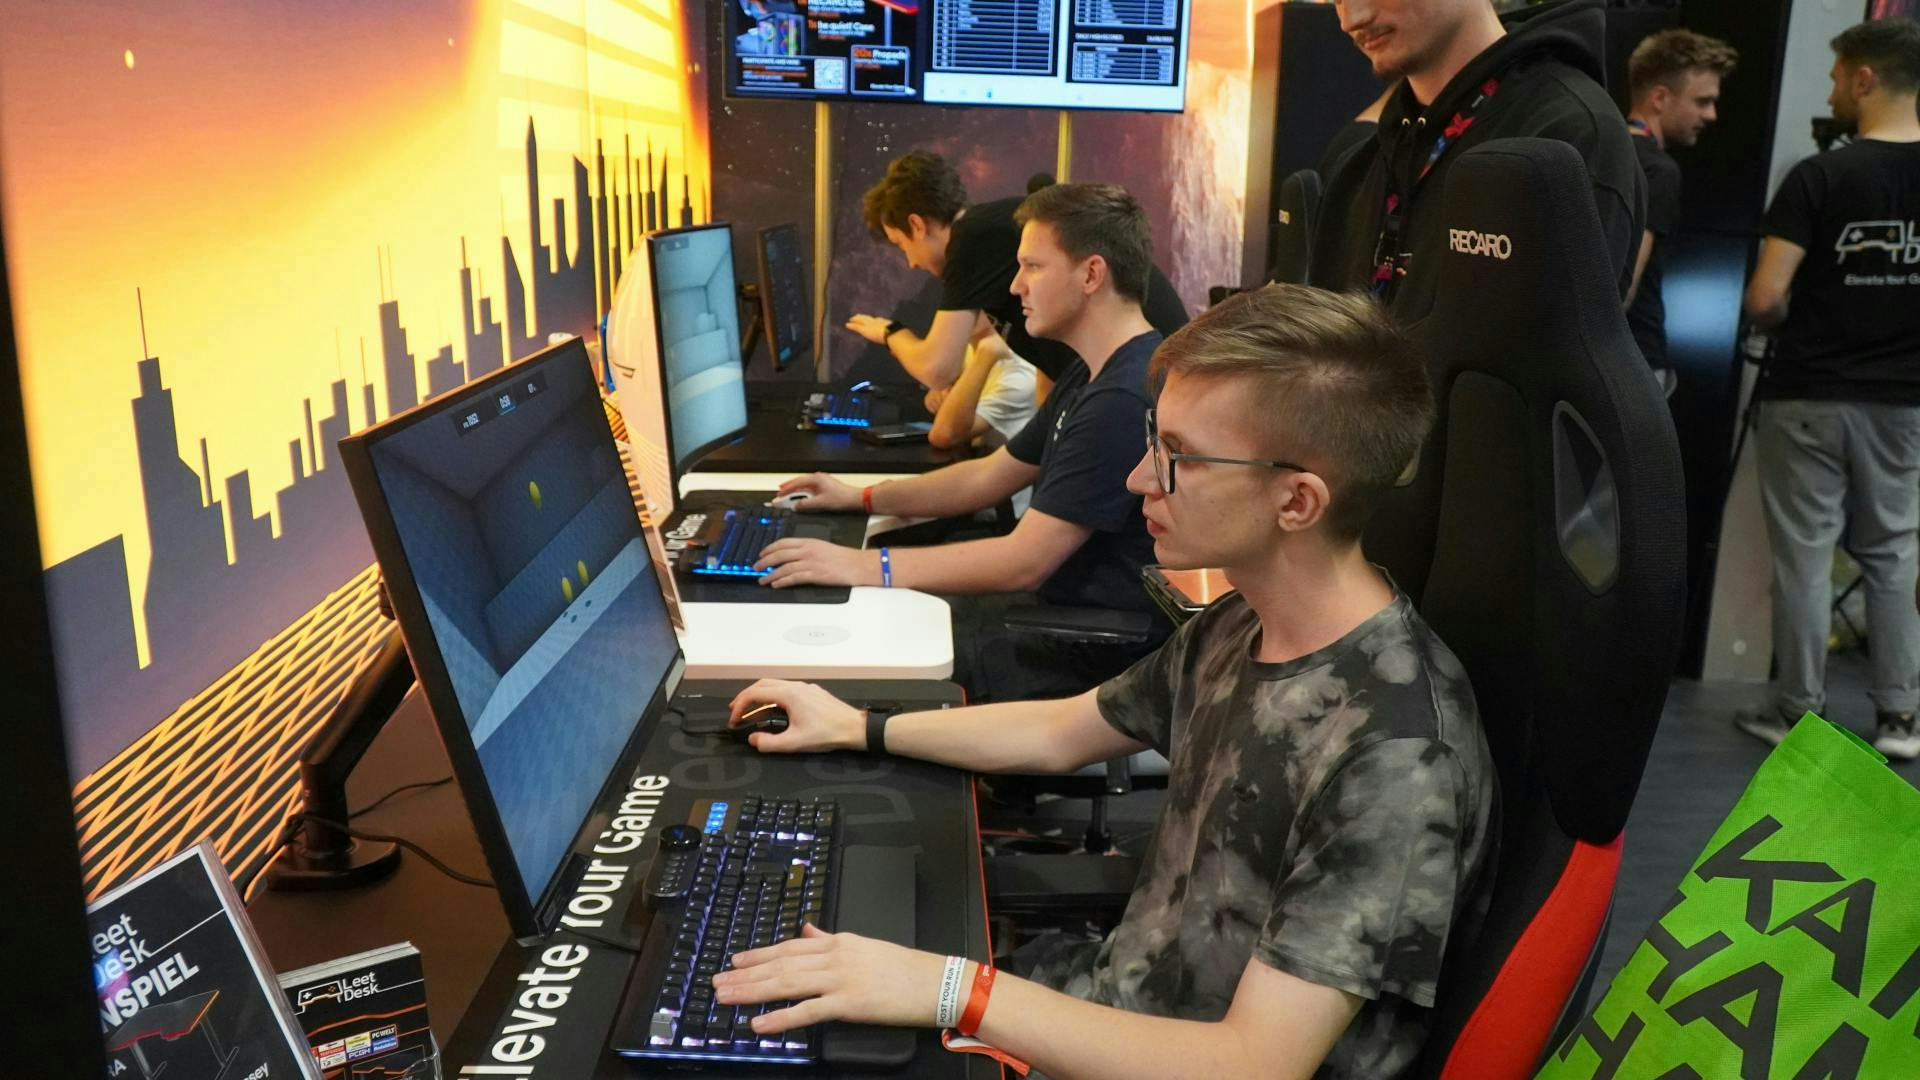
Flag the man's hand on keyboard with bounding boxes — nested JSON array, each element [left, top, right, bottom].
[[755, 538, 879, 588], [775, 472, 860, 512], [712, 923, 947, 1034], [726, 679, 864, 753]]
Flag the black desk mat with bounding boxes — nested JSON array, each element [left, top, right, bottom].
[[699, 383, 967, 475], [444, 679, 995, 1079], [665, 490, 863, 605]]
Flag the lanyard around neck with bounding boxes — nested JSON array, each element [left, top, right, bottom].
[[1371, 77, 1502, 298]]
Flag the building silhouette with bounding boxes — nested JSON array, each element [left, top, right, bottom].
[[44, 117, 687, 776]]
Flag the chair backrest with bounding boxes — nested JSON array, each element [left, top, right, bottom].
[[1266, 169, 1322, 286], [1359, 139, 1688, 1079]]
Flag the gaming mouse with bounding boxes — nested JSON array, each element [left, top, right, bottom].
[[731, 704, 789, 739], [767, 492, 810, 510]]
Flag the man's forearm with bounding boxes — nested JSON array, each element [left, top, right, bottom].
[[888, 330, 963, 388], [929, 351, 997, 447], [1746, 294, 1789, 330], [884, 695, 1088, 774], [890, 535, 1049, 594], [868, 460, 1006, 519], [969, 974, 1271, 1080]]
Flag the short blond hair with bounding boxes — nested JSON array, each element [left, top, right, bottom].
[[1150, 284, 1431, 540], [1629, 29, 1739, 101]]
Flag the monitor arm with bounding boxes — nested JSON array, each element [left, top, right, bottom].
[[265, 606, 416, 891]]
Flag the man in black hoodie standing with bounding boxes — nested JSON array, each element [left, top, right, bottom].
[[1312, 0, 1645, 322]]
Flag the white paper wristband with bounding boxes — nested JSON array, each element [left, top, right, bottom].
[[935, 955, 968, 1028]]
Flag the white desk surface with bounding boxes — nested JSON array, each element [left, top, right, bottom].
[[674, 471, 950, 680], [678, 586, 953, 680]]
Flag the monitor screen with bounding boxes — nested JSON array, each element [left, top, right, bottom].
[[723, 0, 1193, 112], [342, 340, 681, 935], [653, 226, 749, 476], [757, 223, 811, 372]]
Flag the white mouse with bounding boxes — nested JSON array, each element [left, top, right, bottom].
[[768, 492, 810, 510]]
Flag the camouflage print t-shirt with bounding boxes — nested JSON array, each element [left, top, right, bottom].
[[1031, 589, 1495, 1079]]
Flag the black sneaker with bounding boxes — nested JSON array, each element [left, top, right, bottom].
[[1733, 708, 1795, 747], [1874, 712, 1920, 761]]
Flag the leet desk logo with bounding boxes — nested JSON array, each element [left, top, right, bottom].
[[1835, 220, 1920, 264]]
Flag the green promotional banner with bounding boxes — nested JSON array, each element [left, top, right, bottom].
[[1539, 715, 1920, 1080]]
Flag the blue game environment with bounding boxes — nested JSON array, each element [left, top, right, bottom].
[[655, 226, 748, 470], [370, 349, 677, 898]]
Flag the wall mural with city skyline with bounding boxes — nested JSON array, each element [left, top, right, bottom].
[[0, 0, 710, 896]]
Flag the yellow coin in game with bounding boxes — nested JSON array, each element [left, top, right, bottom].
[[561, 577, 574, 602], [529, 481, 543, 509], [577, 560, 590, 587]]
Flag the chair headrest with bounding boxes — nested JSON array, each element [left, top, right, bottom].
[[1425, 139, 1622, 357], [1268, 170, 1323, 286]]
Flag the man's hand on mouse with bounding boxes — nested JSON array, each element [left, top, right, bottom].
[[774, 472, 861, 512], [727, 680, 866, 754]]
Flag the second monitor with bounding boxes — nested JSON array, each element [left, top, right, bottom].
[[755, 222, 811, 374]]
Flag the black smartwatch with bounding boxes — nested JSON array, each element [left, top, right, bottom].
[[864, 707, 894, 753], [882, 319, 906, 341]]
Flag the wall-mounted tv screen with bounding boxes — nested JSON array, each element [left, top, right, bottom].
[[724, 0, 1192, 112]]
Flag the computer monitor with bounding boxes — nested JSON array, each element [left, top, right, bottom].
[[606, 223, 750, 518], [339, 338, 684, 939], [756, 223, 811, 373], [723, 0, 1194, 112]]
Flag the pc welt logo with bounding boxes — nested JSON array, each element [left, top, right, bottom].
[[1448, 229, 1513, 260]]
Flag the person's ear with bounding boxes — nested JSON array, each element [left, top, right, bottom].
[[1853, 64, 1876, 101], [1274, 471, 1332, 534], [1648, 84, 1670, 113], [907, 213, 928, 241], [1081, 254, 1108, 297]]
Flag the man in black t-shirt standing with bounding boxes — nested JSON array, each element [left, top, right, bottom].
[[763, 183, 1172, 700], [847, 150, 1188, 392], [1623, 30, 1739, 386], [1736, 17, 1920, 761]]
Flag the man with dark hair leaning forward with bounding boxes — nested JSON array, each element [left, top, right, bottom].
[[714, 285, 1497, 1079], [761, 182, 1171, 703]]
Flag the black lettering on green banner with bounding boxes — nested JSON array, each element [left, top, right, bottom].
[[1557, 1010, 1645, 1078], [1647, 888, 1735, 1003], [1768, 879, 1876, 996], [1652, 1066, 1705, 1079], [1695, 816, 1843, 932], [1868, 938, 1920, 1038], [1789, 1022, 1867, 1080], [1667, 961, 1784, 1080]]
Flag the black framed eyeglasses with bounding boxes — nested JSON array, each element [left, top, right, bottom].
[[1145, 407, 1306, 495]]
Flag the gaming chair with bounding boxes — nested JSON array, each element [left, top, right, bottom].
[[1362, 139, 1688, 1078], [1267, 169, 1323, 286]]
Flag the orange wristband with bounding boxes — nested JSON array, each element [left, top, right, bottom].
[[956, 962, 996, 1036], [861, 484, 875, 514]]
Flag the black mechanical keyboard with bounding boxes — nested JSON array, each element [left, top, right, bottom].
[[800, 390, 875, 429], [685, 508, 797, 577], [622, 796, 840, 1065], [818, 392, 874, 427]]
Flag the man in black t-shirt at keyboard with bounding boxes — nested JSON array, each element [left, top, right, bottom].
[[761, 183, 1172, 701], [845, 150, 1188, 394], [1736, 17, 1920, 761]]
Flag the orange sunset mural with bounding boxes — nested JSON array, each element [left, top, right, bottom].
[[0, 0, 710, 895]]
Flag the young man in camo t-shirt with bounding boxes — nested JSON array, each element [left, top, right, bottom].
[[710, 284, 1497, 1079]]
